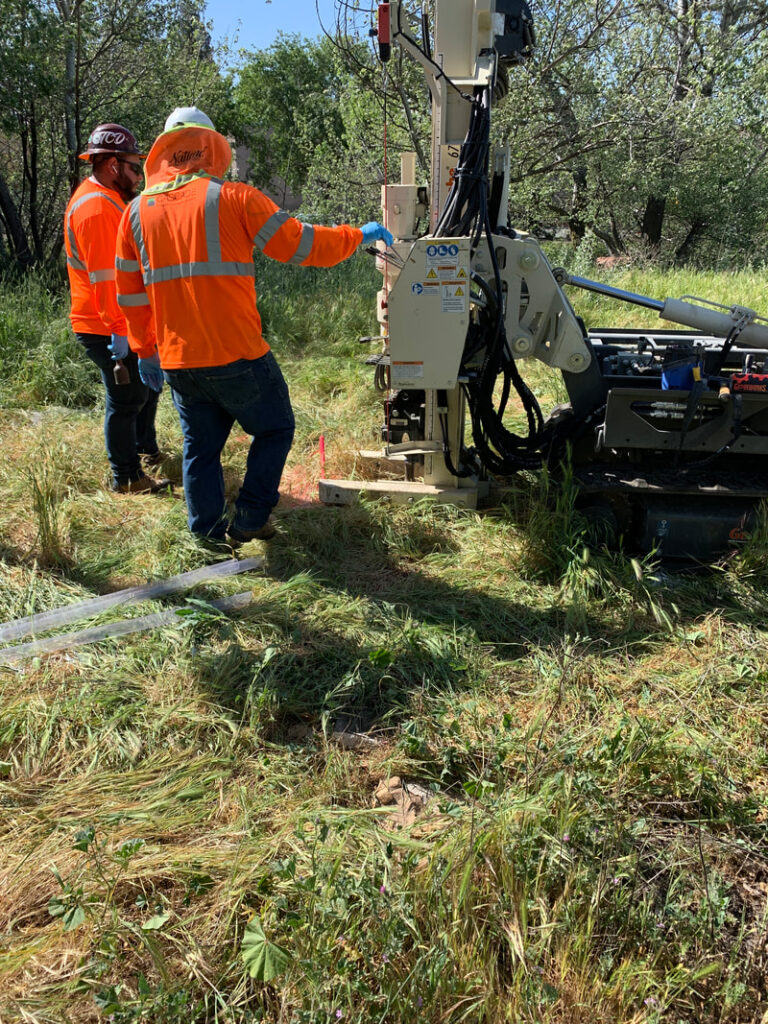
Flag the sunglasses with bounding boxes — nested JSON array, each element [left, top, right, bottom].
[[117, 158, 143, 174]]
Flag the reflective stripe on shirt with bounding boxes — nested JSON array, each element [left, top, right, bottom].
[[128, 196, 150, 273], [66, 189, 124, 273], [142, 170, 215, 196], [253, 209, 289, 249], [115, 257, 140, 272], [250, 210, 313, 264], [288, 224, 315, 265], [127, 178, 259, 285]]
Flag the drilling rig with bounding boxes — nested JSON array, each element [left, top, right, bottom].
[[319, 0, 768, 559]]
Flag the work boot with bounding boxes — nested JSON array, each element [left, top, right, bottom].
[[195, 534, 240, 558], [227, 516, 276, 543], [115, 473, 172, 495], [139, 449, 168, 467]]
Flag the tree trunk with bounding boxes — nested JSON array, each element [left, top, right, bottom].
[[393, 77, 428, 172], [65, 34, 78, 192], [52, 0, 80, 192], [0, 173, 34, 268], [26, 104, 43, 262], [641, 194, 667, 248], [673, 0, 692, 101], [541, 70, 591, 243], [674, 218, 706, 265], [592, 222, 626, 256], [568, 166, 588, 242]]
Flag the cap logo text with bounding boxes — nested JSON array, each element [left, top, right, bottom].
[[91, 130, 127, 146], [172, 147, 207, 163]]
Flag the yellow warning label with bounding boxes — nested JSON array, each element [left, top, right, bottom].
[[455, 286, 464, 296], [457, 267, 467, 278], [426, 268, 438, 279]]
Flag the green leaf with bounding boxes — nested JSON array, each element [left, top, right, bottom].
[[73, 826, 96, 852], [64, 904, 87, 931], [368, 647, 394, 668], [462, 778, 496, 798], [48, 896, 86, 931], [177, 785, 206, 802], [48, 895, 66, 919], [94, 986, 122, 1012], [542, 982, 559, 1004], [114, 838, 145, 864], [142, 910, 171, 931], [241, 917, 292, 982]]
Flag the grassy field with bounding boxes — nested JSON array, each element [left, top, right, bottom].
[[1, 259, 768, 1023]]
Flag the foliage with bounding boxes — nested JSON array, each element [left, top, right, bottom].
[[235, 23, 430, 223], [0, 0, 234, 271], [316, 0, 768, 262], [0, 273, 99, 406], [241, 917, 292, 983], [497, 0, 768, 264], [3, 0, 767, 272], [235, 34, 347, 200]]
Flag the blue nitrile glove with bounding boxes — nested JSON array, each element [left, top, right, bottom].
[[138, 352, 164, 393], [108, 333, 130, 361], [360, 222, 394, 247]]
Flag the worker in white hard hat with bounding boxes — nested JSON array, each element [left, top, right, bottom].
[[115, 106, 393, 548], [164, 106, 214, 131]]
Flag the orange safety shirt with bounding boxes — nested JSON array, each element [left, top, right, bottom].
[[115, 125, 363, 369], [64, 177, 127, 336]]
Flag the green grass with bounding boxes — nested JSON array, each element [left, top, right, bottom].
[[1, 262, 768, 1023]]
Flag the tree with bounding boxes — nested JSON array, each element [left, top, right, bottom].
[[235, 26, 428, 224], [498, 0, 768, 264], [235, 34, 345, 202], [0, 0, 234, 272], [311, 0, 768, 265]]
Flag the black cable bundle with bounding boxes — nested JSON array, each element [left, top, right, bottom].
[[435, 88, 491, 243], [437, 86, 544, 476], [463, 264, 543, 474]]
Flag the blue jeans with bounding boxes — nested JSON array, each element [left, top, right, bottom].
[[78, 334, 160, 487], [164, 352, 295, 539]]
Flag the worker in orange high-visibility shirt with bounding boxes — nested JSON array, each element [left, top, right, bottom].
[[115, 106, 392, 547], [64, 123, 171, 494]]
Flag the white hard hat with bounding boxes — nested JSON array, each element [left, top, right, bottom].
[[164, 106, 214, 132]]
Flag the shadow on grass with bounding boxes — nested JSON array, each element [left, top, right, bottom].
[[0, 541, 27, 568], [182, 501, 717, 735]]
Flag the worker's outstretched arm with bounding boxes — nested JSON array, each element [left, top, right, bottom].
[[236, 184, 366, 268]]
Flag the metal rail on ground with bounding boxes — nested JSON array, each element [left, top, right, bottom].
[[0, 557, 262, 644], [0, 591, 254, 666]]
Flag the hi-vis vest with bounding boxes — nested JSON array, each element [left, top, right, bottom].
[[64, 178, 127, 336], [122, 176, 315, 292], [115, 125, 362, 370]]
